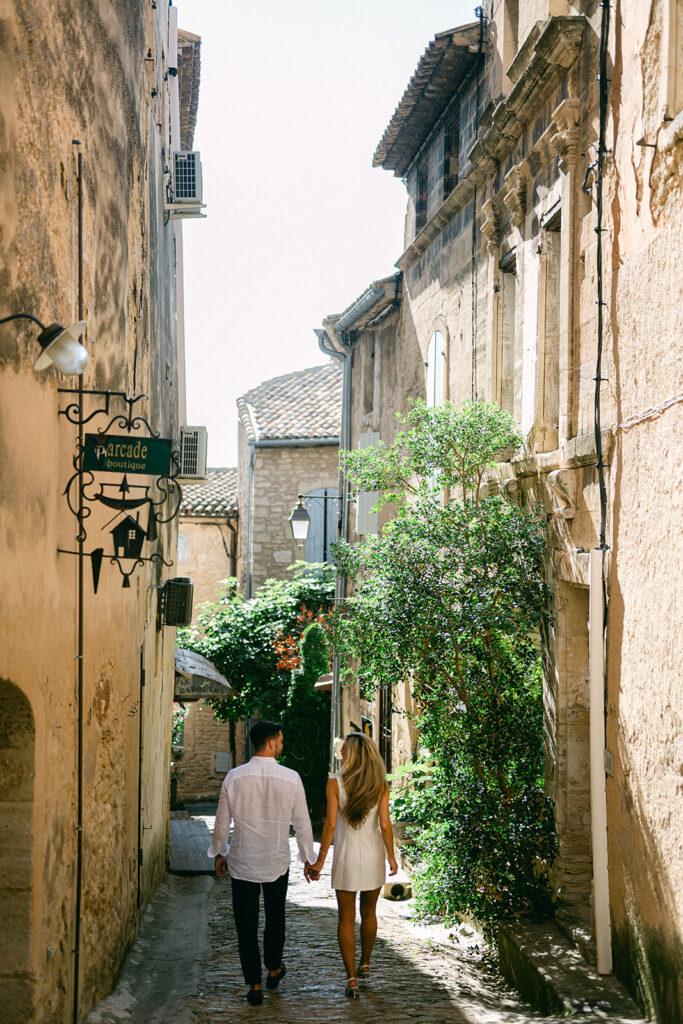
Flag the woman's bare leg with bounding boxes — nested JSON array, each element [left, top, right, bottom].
[[335, 890, 358, 980], [359, 887, 381, 969]]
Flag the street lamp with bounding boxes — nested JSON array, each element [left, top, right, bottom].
[[0, 312, 89, 374], [288, 495, 311, 545]]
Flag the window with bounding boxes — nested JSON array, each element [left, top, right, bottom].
[[503, 0, 519, 75], [443, 119, 460, 198], [378, 683, 392, 771], [426, 331, 446, 408], [415, 163, 429, 233], [304, 487, 338, 564], [499, 252, 517, 416], [536, 213, 561, 451], [363, 336, 376, 417]]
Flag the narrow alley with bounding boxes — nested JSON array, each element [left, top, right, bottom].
[[84, 821, 592, 1024]]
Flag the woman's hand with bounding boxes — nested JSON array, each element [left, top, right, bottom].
[[310, 855, 325, 874], [388, 856, 398, 876]]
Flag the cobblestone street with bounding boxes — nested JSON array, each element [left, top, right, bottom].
[[86, 834, 551, 1024]]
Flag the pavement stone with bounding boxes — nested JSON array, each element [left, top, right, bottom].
[[86, 833, 621, 1024]]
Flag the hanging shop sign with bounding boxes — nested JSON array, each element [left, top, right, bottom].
[[83, 433, 172, 476], [57, 389, 182, 590]]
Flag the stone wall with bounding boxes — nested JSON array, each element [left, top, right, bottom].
[[176, 701, 243, 803], [0, 2, 183, 1020], [239, 439, 339, 595], [176, 516, 238, 801], [371, 2, 682, 1016]]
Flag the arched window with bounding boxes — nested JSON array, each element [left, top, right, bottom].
[[426, 330, 446, 408]]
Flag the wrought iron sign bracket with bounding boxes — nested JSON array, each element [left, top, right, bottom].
[[57, 388, 181, 591]]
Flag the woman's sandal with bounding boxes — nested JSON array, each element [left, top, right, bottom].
[[345, 978, 360, 999], [358, 964, 370, 983]]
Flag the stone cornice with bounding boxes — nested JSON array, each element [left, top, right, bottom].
[[397, 16, 586, 272]]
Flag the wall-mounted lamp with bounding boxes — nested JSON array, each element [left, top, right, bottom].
[[288, 495, 311, 545], [0, 313, 89, 375]]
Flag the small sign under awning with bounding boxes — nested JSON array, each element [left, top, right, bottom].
[[174, 647, 234, 700]]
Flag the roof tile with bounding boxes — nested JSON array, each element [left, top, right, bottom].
[[237, 362, 342, 442], [180, 467, 238, 517]]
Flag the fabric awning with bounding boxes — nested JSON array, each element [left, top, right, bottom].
[[174, 647, 234, 700]]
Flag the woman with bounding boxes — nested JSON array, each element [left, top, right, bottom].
[[309, 733, 398, 998]]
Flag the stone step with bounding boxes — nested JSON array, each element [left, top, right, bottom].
[[498, 918, 648, 1020]]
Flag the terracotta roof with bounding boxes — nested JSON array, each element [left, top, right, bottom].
[[373, 22, 481, 178], [237, 363, 342, 442], [180, 468, 238, 517], [177, 29, 201, 151]]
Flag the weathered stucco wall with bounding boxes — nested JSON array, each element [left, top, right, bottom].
[[0, 2, 182, 1020], [178, 517, 236, 608]]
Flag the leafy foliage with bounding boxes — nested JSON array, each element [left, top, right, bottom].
[[281, 622, 332, 817], [178, 563, 334, 816], [334, 400, 556, 933], [178, 561, 335, 724]]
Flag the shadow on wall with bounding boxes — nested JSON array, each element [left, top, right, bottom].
[[607, 540, 682, 1022], [0, 679, 35, 1023]]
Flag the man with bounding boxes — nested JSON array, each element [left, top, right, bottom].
[[208, 720, 316, 1006]]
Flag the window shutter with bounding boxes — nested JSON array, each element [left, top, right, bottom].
[[356, 432, 380, 536], [304, 488, 338, 564], [426, 331, 445, 408]]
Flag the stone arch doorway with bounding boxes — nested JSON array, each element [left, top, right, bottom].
[[0, 679, 36, 1021]]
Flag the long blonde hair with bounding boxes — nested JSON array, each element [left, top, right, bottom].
[[340, 733, 387, 828]]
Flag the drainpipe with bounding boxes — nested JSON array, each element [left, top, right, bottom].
[[315, 327, 352, 771], [245, 442, 255, 599], [585, 0, 613, 976]]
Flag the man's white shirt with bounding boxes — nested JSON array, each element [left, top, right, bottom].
[[208, 756, 315, 882]]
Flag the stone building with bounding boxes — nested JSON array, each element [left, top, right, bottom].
[[175, 468, 240, 800], [0, 3, 203, 1021], [316, 275, 425, 768], [325, 3, 681, 1019], [237, 363, 342, 597]]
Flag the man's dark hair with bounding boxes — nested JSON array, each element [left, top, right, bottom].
[[250, 720, 282, 752]]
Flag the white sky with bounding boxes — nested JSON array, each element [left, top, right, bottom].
[[178, 0, 475, 466]]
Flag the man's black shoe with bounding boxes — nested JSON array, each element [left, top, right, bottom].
[[246, 986, 264, 1006], [265, 964, 287, 990]]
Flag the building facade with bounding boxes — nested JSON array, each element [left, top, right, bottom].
[[0, 3, 202, 1020], [237, 363, 342, 597], [325, 3, 681, 1018], [176, 468, 240, 801]]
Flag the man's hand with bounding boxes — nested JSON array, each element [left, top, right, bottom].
[[214, 854, 229, 880], [388, 856, 399, 877], [303, 861, 319, 883]]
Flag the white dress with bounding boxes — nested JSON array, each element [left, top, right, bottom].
[[330, 775, 387, 892]]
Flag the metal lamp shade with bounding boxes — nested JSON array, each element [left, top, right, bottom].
[[34, 320, 89, 374], [289, 498, 310, 543]]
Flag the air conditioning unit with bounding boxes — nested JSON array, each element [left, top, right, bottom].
[[160, 577, 194, 627], [164, 151, 206, 219], [179, 425, 208, 478]]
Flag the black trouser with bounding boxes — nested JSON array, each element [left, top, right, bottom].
[[231, 870, 289, 986]]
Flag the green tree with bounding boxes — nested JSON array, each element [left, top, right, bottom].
[[334, 400, 556, 933], [178, 563, 334, 816], [281, 622, 332, 817], [179, 561, 335, 724]]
